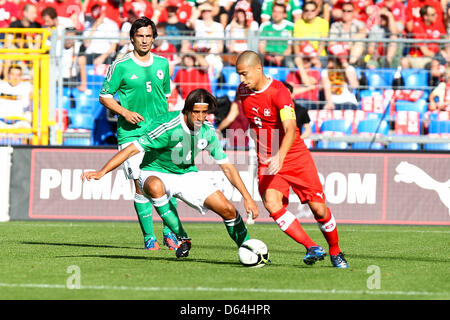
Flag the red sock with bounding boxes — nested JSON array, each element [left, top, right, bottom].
[[316, 208, 341, 256], [270, 207, 316, 249]]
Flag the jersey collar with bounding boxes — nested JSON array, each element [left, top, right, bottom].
[[253, 76, 272, 94], [131, 51, 154, 67]]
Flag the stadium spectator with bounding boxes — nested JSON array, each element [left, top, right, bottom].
[[116, 5, 138, 59], [321, 54, 359, 110], [402, 5, 447, 70], [30, 0, 84, 30], [224, 8, 258, 66], [228, 0, 261, 26], [293, 1, 329, 68], [445, 3, 450, 34], [194, 0, 221, 21], [82, 88, 258, 257], [258, 2, 294, 67], [330, 0, 374, 23], [84, 0, 121, 28], [122, 0, 156, 23], [429, 38, 450, 87], [61, 27, 87, 92], [41, 6, 59, 30], [0, 0, 19, 28], [187, 1, 225, 78], [158, 0, 193, 25], [365, 5, 401, 68], [9, 3, 41, 28], [405, 0, 444, 35], [375, 0, 406, 34], [81, 4, 120, 66], [0, 65, 32, 128], [151, 24, 178, 76], [235, 50, 348, 268], [311, 0, 331, 22], [174, 52, 211, 99], [158, 0, 192, 52], [260, 0, 302, 23], [217, 0, 234, 27], [428, 67, 450, 113], [328, 1, 367, 67], [214, 96, 250, 149], [287, 42, 321, 109], [284, 82, 313, 140], [8, 3, 42, 50]]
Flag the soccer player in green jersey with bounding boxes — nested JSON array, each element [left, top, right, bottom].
[[82, 89, 259, 258], [99, 17, 178, 251]]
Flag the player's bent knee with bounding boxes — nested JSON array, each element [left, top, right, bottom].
[[144, 176, 166, 198], [220, 202, 237, 220], [205, 192, 236, 220], [263, 199, 284, 214], [308, 201, 327, 219]]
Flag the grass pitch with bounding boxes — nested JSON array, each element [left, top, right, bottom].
[[0, 221, 448, 300]]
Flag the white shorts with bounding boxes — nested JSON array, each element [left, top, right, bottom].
[[119, 141, 144, 180], [138, 170, 219, 215]]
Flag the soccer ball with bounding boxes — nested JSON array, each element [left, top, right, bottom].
[[238, 239, 270, 268]]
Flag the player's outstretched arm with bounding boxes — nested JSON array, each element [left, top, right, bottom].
[[81, 143, 140, 181], [219, 162, 259, 219]]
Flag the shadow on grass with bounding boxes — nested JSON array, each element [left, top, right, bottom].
[[21, 241, 138, 250], [55, 253, 247, 267], [20, 241, 325, 268]]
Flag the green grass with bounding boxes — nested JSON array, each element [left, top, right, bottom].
[[0, 221, 448, 300]]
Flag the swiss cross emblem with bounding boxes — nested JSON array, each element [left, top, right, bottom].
[[264, 108, 271, 117]]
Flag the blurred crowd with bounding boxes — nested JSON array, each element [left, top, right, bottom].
[[0, 0, 449, 134]]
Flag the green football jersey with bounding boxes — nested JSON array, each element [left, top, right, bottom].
[[134, 111, 229, 174], [261, 0, 302, 22], [259, 20, 294, 55], [100, 52, 171, 144]]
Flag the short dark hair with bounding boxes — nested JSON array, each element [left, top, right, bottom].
[[273, 2, 287, 12], [302, 1, 318, 11], [183, 89, 216, 115], [130, 16, 158, 40], [8, 64, 22, 74], [41, 6, 57, 19], [420, 5, 434, 18]]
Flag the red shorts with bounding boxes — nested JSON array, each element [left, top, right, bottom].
[[258, 151, 325, 204]]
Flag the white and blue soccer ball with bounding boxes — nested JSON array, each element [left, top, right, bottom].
[[238, 239, 270, 268]]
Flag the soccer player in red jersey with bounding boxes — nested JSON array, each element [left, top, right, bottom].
[[235, 50, 348, 268]]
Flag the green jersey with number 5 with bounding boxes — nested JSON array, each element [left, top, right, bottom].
[[133, 111, 229, 174], [100, 52, 171, 144]]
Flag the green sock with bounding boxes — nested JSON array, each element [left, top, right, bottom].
[[134, 194, 155, 242], [162, 197, 178, 236], [152, 195, 188, 239], [224, 212, 250, 247]]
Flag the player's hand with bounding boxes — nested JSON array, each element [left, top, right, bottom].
[[81, 171, 104, 182], [261, 154, 283, 175], [123, 110, 144, 124], [244, 198, 259, 220]]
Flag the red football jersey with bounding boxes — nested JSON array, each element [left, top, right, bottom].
[[238, 78, 308, 169]]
